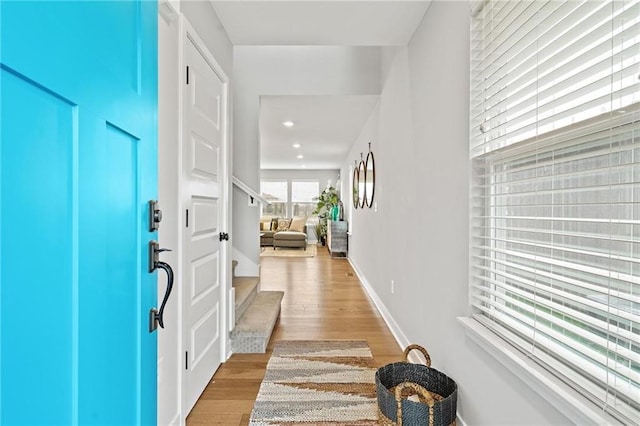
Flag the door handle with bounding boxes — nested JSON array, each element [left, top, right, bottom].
[[148, 240, 174, 332]]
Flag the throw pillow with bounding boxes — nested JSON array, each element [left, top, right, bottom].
[[271, 218, 279, 231], [276, 218, 291, 231], [288, 216, 306, 232]]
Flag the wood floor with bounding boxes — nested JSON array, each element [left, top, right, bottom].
[[186, 246, 403, 426]]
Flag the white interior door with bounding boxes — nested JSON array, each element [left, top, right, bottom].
[[182, 24, 229, 414]]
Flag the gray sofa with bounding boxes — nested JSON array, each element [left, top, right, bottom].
[[260, 217, 307, 249], [273, 229, 307, 249], [260, 229, 276, 247]]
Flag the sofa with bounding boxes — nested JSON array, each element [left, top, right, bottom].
[[260, 217, 307, 249]]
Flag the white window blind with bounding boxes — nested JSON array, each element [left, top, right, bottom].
[[470, 1, 640, 422], [292, 180, 319, 217], [471, 0, 640, 157], [261, 180, 288, 216]]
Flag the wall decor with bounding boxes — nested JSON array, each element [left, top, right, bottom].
[[364, 143, 375, 208], [352, 160, 360, 209], [358, 153, 366, 208]]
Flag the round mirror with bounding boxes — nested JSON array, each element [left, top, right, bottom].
[[358, 160, 366, 208], [364, 151, 375, 208], [352, 166, 359, 209]]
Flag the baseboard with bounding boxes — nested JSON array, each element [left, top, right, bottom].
[[347, 258, 411, 352]]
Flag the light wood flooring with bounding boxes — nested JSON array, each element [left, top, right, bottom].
[[186, 245, 403, 425]]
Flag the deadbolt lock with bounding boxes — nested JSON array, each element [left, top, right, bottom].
[[148, 200, 163, 232]]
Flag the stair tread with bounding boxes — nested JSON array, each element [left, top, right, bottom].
[[231, 291, 284, 337]]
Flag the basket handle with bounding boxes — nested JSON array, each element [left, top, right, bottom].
[[394, 382, 435, 426], [402, 344, 431, 367]]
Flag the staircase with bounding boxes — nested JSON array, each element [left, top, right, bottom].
[[230, 261, 283, 353]]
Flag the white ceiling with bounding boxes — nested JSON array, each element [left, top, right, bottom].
[[210, 0, 430, 170], [209, 1, 431, 46], [259, 95, 379, 169]]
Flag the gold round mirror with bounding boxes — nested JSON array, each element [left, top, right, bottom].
[[364, 151, 375, 208]]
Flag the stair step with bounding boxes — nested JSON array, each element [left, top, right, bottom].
[[230, 291, 284, 354], [233, 276, 259, 324]]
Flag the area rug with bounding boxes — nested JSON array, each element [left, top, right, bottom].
[[260, 244, 317, 258], [249, 340, 378, 425]]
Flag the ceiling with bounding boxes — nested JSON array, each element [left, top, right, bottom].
[[209, 1, 431, 46], [209, 1, 431, 170], [259, 95, 379, 169]]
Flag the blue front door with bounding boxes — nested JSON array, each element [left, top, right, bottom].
[[1, 2, 158, 424]]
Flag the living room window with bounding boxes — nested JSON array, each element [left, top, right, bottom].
[[260, 180, 287, 216], [260, 179, 320, 218], [470, 1, 639, 423], [291, 180, 320, 217]]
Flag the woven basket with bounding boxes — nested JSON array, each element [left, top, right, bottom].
[[375, 344, 457, 426]]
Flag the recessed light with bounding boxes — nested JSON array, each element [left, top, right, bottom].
[[297, 154, 304, 159], [301, 165, 306, 168], [292, 143, 301, 148], [282, 121, 294, 127]]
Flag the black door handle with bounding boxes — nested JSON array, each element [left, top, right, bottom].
[[152, 261, 173, 329], [148, 240, 174, 332]]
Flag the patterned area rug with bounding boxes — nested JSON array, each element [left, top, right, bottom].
[[260, 244, 317, 258], [249, 340, 378, 425]]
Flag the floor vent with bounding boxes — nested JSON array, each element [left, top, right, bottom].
[[346, 272, 354, 277]]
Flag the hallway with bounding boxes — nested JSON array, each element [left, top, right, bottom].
[[186, 247, 403, 425]]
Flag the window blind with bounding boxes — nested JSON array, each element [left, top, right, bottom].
[[470, 1, 640, 422], [471, 0, 640, 157]]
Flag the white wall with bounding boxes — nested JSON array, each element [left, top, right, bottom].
[[181, 1, 233, 76], [343, 3, 573, 425], [232, 47, 381, 275], [261, 169, 339, 191]]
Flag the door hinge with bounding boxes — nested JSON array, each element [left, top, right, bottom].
[[186, 66, 190, 85], [186, 209, 189, 227], [185, 351, 189, 370]]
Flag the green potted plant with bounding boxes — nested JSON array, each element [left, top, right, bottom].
[[312, 185, 339, 245]]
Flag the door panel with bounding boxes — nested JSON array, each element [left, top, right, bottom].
[[78, 116, 139, 424], [193, 136, 219, 177], [192, 199, 219, 234], [183, 34, 226, 412], [1, 2, 158, 424], [193, 254, 220, 300], [1, 68, 76, 425]]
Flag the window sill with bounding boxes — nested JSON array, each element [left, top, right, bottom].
[[457, 317, 621, 426]]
